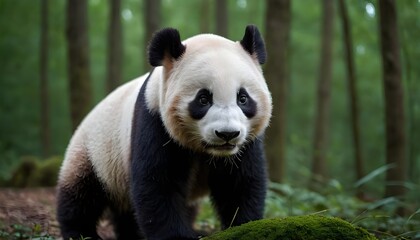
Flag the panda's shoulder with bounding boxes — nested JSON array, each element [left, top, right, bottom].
[[74, 75, 147, 140]]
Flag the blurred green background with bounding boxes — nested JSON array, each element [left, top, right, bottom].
[[0, 0, 419, 216], [1, 0, 420, 238]]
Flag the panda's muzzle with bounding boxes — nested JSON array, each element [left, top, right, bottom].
[[204, 130, 240, 152]]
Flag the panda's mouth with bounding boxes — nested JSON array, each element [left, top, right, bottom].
[[204, 142, 236, 151]]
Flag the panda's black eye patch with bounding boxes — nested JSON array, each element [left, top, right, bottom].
[[189, 89, 213, 120], [237, 88, 257, 118]]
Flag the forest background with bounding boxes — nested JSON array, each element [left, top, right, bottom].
[[0, 0, 419, 238]]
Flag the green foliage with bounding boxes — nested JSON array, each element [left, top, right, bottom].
[[196, 197, 221, 232], [196, 181, 419, 239], [203, 215, 376, 240], [0, 224, 54, 240], [264, 182, 420, 239], [265, 182, 363, 219]]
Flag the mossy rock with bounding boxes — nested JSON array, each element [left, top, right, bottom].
[[203, 215, 377, 240], [6, 156, 62, 187], [7, 156, 38, 187], [28, 156, 62, 187]]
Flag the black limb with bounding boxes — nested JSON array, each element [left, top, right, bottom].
[[208, 137, 267, 229], [111, 209, 143, 240], [57, 167, 107, 240]]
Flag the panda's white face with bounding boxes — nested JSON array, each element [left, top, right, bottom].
[[158, 35, 272, 157]]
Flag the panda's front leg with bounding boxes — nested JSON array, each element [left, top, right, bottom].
[[130, 142, 199, 240], [209, 138, 267, 229]]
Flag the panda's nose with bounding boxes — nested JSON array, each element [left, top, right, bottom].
[[215, 130, 240, 142]]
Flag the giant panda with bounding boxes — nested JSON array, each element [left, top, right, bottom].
[[57, 25, 272, 240]]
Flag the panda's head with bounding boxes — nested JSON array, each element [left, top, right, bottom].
[[148, 25, 272, 157]]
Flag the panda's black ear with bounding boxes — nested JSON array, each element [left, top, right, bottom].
[[240, 25, 266, 65], [148, 28, 186, 67]]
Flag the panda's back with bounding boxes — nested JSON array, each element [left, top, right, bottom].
[[59, 73, 148, 206]]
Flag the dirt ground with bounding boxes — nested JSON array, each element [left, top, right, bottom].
[[0, 188, 215, 239], [0, 187, 114, 239]]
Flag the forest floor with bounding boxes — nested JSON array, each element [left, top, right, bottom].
[[0, 187, 114, 239]]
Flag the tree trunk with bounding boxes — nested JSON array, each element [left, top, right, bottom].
[[398, 0, 419, 203], [66, 0, 92, 132], [215, 0, 228, 37], [378, 0, 406, 216], [311, 0, 334, 187], [106, 0, 123, 93], [338, 0, 364, 193], [200, 0, 211, 33], [40, 0, 51, 157], [264, 0, 291, 183], [144, 0, 161, 71]]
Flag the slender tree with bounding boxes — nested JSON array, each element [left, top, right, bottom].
[[338, 0, 364, 192], [398, 0, 419, 200], [40, 0, 51, 157], [311, 0, 334, 186], [66, 0, 92, 132], [144, 0, 161, 71], [264, 0, 291, 183], [106, 0, 123, 93], [215, 0, 228, 37], [378, 0, 406, 215], [200, 0, 211, 33]]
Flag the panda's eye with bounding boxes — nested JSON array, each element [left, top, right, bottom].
[[189, 89, 213, 120], [238, 95, 248, 105], [199, 95, 211, 106], [237, 88, 257, 118]]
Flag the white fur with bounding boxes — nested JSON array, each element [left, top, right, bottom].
[[59, 75, 147, 208]]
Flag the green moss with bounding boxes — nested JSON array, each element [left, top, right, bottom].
[[203, 215, 377, 240], [8, 156, 38, 187], [5, 156, 62, 187], [28, 156, 62, 187]]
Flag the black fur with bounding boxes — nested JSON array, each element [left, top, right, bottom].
[[237, 87, 257, 118], [148, 28, 186, 67], [188, 89, 213, 120], [130, 72, 267, 239], [209, 138, 267, 229], [110, 206, 143, 239], [56, 164, 108, 240], [131, 73, 199, 240], [240, 25, 266, 64]]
